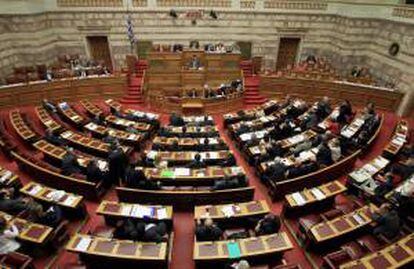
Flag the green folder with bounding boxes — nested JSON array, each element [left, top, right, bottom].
[[160, 170, 174, 178], [227, 242, 241, 258]]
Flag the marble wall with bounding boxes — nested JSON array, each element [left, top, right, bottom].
[[0, 0, 413, 114]]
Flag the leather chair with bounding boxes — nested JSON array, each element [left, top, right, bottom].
[[322, 249, 352, 269], [297, 214, 322, 241], [0, 252, 34, 269], [356, 234, 382, 252], [50, 220, 70, 249], [341, 241, 366, 259]]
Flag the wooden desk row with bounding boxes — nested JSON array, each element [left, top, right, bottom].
[[57, 102, 85, 126], [194, 200, 269, 221], [116, 186, 255, 209], [20, 181, 84, 210], [194, 233, 293, 265], [60, 130, 131, 157], [146, 150, 231, 165], [66, 234, 168, 269], [142, 166, 245, 185], [0, 211, 53, 245], [84, 122, 144, 145], [309, 204, 378, 245], [382, 120, 409, 158], [96, 200, 173, 225], [33, 139, 108, 170], [152, 136, 224, 148], [9, 110, 36, 141], [182, 115, 214, 125], [81, 99, 104, 117], [348, 155, 390, 184], [340, 233, 414, 269], [105, 115, 152, 132], [223, 99, 280, 125], [105, 99, 160, 123], [284, 180, 346, 216], [12, 151, 103, 200], [35, 106, 62, 132], [160, 125, 219, 137]]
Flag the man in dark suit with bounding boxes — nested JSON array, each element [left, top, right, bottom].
[[195, 218, 223, 241], [316, 141, 333, 166], [114, 219, 144, 241], [337, 100, 353, 124], [124, 164, 146, 188], [30, 203, 63, 228], [221, 152, 236, 167], [255, 214, 281, 235], [42, 99, 57, 113], [262, 157, 287, 183], [187, 153, 206, 169], [169, 113, 184, 126], [372, 203, 400, 239], [315, 96, 332, 119], [108, 144, 128, 185], [86, 158, 109, 187], [61, 148, 81, 176], [0, 189, 30, 215], [45, 129, 65, 146], [143, 222, 168, 243]]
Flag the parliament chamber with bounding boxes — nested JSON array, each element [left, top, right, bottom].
[[0, 1, 413, 269]]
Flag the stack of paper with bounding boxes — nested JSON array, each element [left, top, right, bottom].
[[61, 131, 72, 139], [47, 190, 66, 201], [311, 188, 326, 200], [352, 213, 365, 225], [174, 168, 190, 177], [75, 237, 92, 251], [157, 208, 168, 219], [221, 205, 235, 218], [131, 205, 153, 218], [292, 192, 306, 206], [28, 184, 43, 196], [121, 204, 133, 215]]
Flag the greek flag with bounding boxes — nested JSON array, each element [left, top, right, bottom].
[[126, 14, 136, 45]]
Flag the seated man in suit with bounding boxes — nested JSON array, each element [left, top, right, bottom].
[[124, 162, 146, 187], [371, 203, 400, 239], [195, 218, 223, 241], [108, 143, 129, 185], [114, 219, 144, 241], [87, 158, 109, 186], [255, 213, 281, 235], [187, 153, 206, 169], [261, 158, 284, 182], [189, 55, 201, 69], [45, 129, 65, 146], [316, 141, 333, 166], [169, 113, 185, 126], [337, 100, 353, 124], [61, 148, 81, 176], [92, 114, 106, 125], [29, 203, 63, 228], [315, 96, 332, 119], [143, 221, 168, 243], [0, 188, 32, 215], [328, 138, 342, 162], [42, 98, 57, 113], [287, 159, 318, 179], [102, 132, 116, 144], [170, 139, 180, 151]]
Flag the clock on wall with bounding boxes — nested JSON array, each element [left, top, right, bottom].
[[389, 43, 400, 56]]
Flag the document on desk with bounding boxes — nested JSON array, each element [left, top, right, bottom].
[[292, 192, 306, 206], [75, 237, 92, 252], [157, 208, 168, 219], [28, 184, 43, 196], [221, 205, 235, 218], [122, 204, 133, 216], [62, 196, 77, 207], [311, 188, 326, 200], [352, 213, 365, 225], [174, 168, 191, 177], [227, 242, 241, 258], [0, 170, 12, 183], [61, 131, 72, 139]]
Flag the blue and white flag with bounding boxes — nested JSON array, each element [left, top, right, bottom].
[[126, 14, 136, 45]]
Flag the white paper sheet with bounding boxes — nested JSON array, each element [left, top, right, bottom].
[[75, 237, 92, 251]]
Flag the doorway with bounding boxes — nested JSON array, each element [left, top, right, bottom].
[[86, 36, 113, 70], [276, 37, 301, 70]]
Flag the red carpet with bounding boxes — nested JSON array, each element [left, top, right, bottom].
[[0, 100, 411, 269]]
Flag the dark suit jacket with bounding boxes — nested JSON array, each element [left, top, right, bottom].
[[195, 225, 223, 241]]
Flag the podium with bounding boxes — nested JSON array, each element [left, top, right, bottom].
[[181, 99, 204, 115]]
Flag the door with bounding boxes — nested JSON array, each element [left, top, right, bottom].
[[87, 36, 113, 70], [276, 37, 300, 70]]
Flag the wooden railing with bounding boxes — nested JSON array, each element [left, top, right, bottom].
[[156, 0, 232, 8], [132, 0, 148, 7], [392, 6, 414, 19], [264, 0, 328, 10]]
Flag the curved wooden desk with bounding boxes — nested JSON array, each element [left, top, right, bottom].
[[259, 76, 404, 114], [116, 186, 255, 210], [0, 75, 126, 108]]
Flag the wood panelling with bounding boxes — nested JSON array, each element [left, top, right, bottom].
[[260, 76, 404, 113], [0, 76, 126, 108]]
